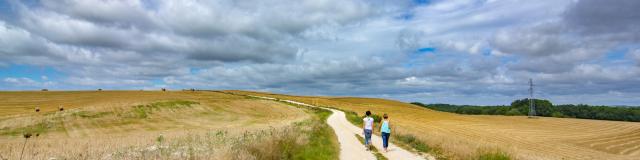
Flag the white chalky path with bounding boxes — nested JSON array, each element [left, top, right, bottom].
[[249, 95, 433, 160]]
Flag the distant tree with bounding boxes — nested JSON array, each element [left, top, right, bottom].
[[505, 108, 523, 116], [510, 98, 553, 116], [411, 100, 640, 122], [551, 111, 564, 118]]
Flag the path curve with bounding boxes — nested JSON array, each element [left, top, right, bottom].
[[249, 95, 431, 160]]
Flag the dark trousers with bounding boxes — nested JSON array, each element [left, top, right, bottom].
[[382, 132, 390, 148]]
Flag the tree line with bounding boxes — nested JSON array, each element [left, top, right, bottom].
[[411, 98, 640, 122]]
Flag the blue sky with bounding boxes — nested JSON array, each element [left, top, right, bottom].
[[1, 0, 640, 105]]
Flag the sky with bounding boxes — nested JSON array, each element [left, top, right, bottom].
[[1, 0, 640, 105]]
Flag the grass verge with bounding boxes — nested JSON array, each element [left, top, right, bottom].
[[355, 134, 388, 160], [289, 105, 339, 160], [476, 149, 511, 160]]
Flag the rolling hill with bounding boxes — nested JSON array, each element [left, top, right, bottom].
[[229, 90, 640, 160]]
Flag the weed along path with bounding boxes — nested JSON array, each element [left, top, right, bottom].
[[246, 95, 429, 160]]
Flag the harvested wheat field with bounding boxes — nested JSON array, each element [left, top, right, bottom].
[[229, 90, 640, 160], [0, 91, 311, 159]]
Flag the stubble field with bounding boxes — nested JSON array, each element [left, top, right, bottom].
[[0, 91, 310, 159], [230, 90, 640, 160]]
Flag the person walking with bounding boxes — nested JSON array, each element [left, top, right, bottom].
[[380, 113, 391, 152], [363, 110, 375, 150]]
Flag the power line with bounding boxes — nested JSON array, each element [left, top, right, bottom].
[[529, 78, 536, 118]]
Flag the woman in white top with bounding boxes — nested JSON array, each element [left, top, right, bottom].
[[363, 110, 374, 150]]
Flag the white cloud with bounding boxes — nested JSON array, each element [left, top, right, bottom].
[[632, 49, 640, 64], [3, 77, 55, 88], [0, 0, 639, 105]]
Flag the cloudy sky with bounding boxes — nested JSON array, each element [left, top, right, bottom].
[[1, 0, 639, 105]]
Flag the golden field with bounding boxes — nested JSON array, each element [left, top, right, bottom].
[[0, 91, 310, 159], [229, 90, 640, 160]]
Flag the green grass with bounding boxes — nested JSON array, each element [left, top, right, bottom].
[[0, 119, 63, 136], [394, 133, 432, 153], [355, 134, 388, 160], [1, 100, 199, 136], [128, 100, 199, 118], [72, 111, 112, 119], [225, 94, 340, 160], [289, 107, 339, 160], [476, 150, 511, 160], [346, 111, 364, 126]]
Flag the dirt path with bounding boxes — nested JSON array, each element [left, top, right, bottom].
[[326, 108, 378, 160], [326, 108, 430, 160], [249, 95, 431, 160]]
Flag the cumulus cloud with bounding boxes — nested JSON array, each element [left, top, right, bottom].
[[0, 0, 639, 105], [3, 77, 55, 88], [564, 0, 640, 39], [632, 49, 640, 64]]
